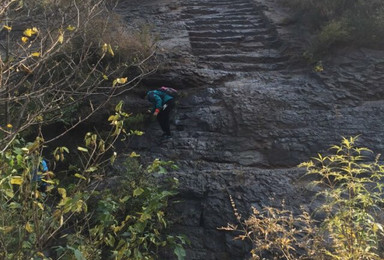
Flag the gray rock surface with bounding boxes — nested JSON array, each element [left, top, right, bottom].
[[116, 0, 384, 259]]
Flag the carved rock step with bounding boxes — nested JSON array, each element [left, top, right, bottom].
[[188, 28, 274, 38], [186, 19, 265, 26], [191, 45, 268, 55], [189, 35, 279, 45], [198, 47, 282, 57], [183, 0, 251, 6], [185, 8, 259, 15], [184, 16, 264, 23], [190, 39, 282, 49], [183, 0, 287, 72], [186, 23, 266, 30], [205, 61, 287, 71]]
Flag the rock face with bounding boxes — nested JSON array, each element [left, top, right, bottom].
[[116, 0, 384, 259]]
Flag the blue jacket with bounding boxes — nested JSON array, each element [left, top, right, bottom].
[[147, 90, 173, 113]]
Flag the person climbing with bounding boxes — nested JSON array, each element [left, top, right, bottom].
[[31, 158, 50, 191], [145, 89, 176, 139]]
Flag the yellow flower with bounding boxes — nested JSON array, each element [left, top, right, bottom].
[[6, 123, 12, 128]]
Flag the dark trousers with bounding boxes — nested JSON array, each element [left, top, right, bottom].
[[157, 99, 175, 136]]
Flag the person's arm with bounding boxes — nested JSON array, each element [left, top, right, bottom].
[[153, 94, 162, 116]]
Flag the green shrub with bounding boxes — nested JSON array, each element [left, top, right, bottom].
[[0, 104, 186, 260], [301, 136, 384, 259], [314, 20, 350, 52], [219, 197, 318, 260], [285, 0, 384, 53], [222, 136, 384, 260]]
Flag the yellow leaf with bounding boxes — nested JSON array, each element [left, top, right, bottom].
[[110, 152, 117, 164], [21, 36, 28, 43], [129, 151, 140, 158], [0, 226, 14, 234], [45, 185, 54, 192], [10, 176, 23, 185], [113, 77, 128, 87], [31, 52, 40, 57], [23, 29, 32, 37], [74, 173, 87, 180], [58, 32, 64, 44], [66, 25, 76, 31], [85, 166, 98, 172], [116, 77, 127, 84], [112, 79, 118, 87], [6, 123, 12, 128], [23, 28, 37, 37], [77, 146, 88, 152], [107, 44, 114, 56], [314, 61, 324, 72], [36, 115, 43, 121], [25, 222, 33, 233], [58, 188, 67, 199], [102, 43, 108, 53], [3, 25, 12, 31], [103, 74, 109, 80], [37, 252, 45, 257], [130, 130, 144, 136], [44, 171, 55, 178], [34, 201, 44, 210], [42, 179, 55, 184]]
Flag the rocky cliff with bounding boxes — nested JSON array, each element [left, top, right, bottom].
[[115, 0, 384, 259]]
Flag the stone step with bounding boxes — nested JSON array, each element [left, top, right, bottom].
[[186, 23, 266, 30], [189, 34, 278, 44], [189, 17, 264, 24], [188, 28, 273, 38], [183, 8, 219, 15], [223, 8, 260, 15], [190, 41, 280, 52], [199, 52, 288, 64], [183, 1, 251, 7], [187, 19, 264, 26], [191, 44, 267, 54], [205, 61, 287, 72], [192, 47, 266, 56]]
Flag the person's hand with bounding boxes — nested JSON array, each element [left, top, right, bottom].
[[153, 108, 160, 116]]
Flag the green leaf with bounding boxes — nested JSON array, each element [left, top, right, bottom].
[[9, 202, 21, 209], [174, 245, 186, 260], [4, 189, 14, 198], [85, 166, 98, 173], [74, 249, 85, 260], [115, 101, 123, 112], [133, 187, 144, 197]]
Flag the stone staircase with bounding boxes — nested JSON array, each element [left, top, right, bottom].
[[182, 0, 289, 73]]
